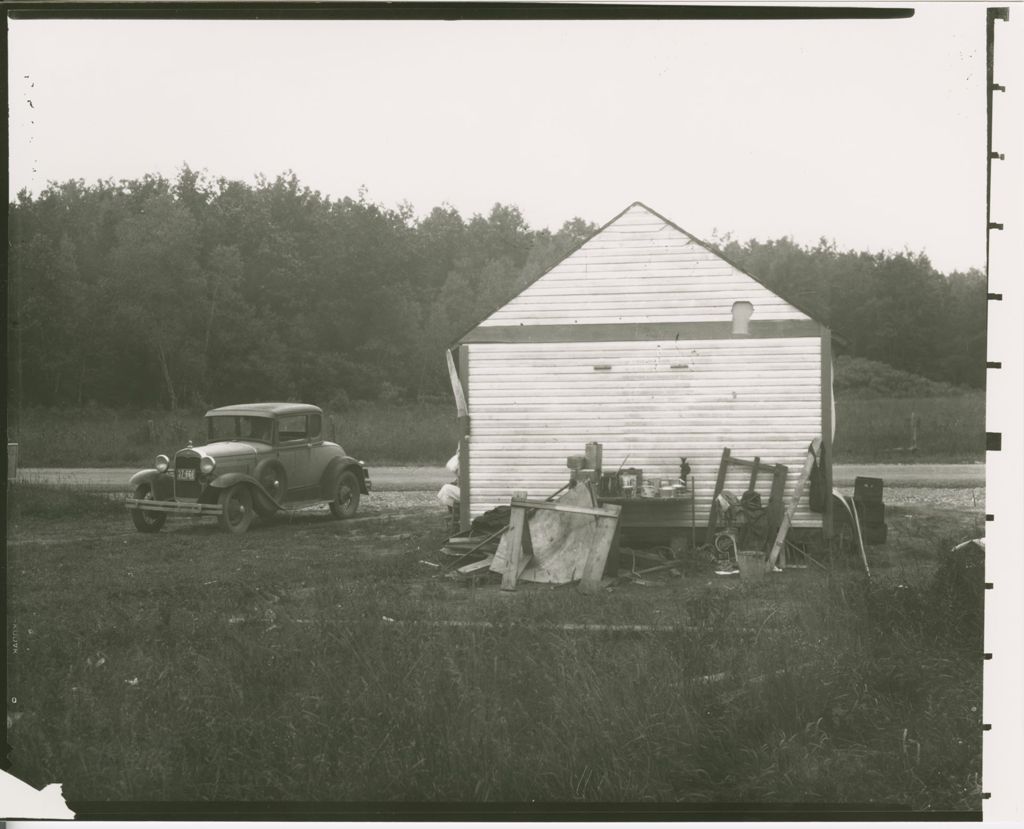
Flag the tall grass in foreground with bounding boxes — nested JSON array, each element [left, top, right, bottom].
[[8, 486, 982, 807], [10, 589, 984, 805]]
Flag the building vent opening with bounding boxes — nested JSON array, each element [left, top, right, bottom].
[[732, 301, 754, 335]]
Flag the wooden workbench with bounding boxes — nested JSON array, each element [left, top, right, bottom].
[[596, 493, 697, 551]]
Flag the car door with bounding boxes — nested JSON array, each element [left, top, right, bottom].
[[304, 413, 334, 487], [275, 413, 315, 498]]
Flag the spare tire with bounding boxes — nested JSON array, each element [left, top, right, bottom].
[[254, 461, 287, 516]]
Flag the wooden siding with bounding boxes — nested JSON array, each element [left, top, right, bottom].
[[466, 338, 823, 527], [463, 319, 821, 344], [477, 204, 810, 328]]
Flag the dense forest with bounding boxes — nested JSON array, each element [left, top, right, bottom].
[[7, 168, 986, 414]]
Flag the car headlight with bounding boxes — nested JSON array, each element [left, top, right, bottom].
[[155, 454, 170, 472], [199, 457, 216, 475]]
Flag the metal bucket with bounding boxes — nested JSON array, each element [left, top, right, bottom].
[[736, 550, 767, 579]]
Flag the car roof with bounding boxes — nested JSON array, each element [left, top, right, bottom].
[[205, 402, 323, 418]]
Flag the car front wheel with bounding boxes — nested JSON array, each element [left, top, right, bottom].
[[130, 483, 167, 533], [218, 484, 255, 534], [329, 470, 361, 519]]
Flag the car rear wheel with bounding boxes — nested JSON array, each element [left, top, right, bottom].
[[130, 483, 167, 533], [329, 470, 360, 519], [218, 484, 255, 534]]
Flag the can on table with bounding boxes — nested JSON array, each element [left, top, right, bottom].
[[619, 468, 641, 498]]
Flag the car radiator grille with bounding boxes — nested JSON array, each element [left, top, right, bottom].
[[174, 455, 202, 500]]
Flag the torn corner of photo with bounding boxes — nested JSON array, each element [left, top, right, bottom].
[[0, 770, 75, 819]]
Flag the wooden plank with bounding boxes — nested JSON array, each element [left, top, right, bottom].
[[577, 506, 622, 595], [446, 348, 468, 419], [767, 465, 789, 531], [768, 464, 789, 566], [707, 448, 731, 533], [501, 490, 529, 591], [510, 498, 621, 518], [461, 320, 822, 345], [767, 439, 821, 570], [457, 556, 495, 574], [748, 457, 760, 491]]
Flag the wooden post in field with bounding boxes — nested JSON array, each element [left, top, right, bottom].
[[147, 419, 156, 443], [909, 412, 919, 452], [330, 415, 338, 442]]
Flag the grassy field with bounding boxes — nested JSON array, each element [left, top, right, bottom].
[[833, 395, 985, 463], [9, 402, 460, 468], [6, 483, 983, 810], [9, 393, 984, 468]]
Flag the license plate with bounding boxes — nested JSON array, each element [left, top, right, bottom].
[[176, 468, 196, 481]]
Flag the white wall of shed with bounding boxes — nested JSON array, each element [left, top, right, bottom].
[[478, 203, 811, 327], [466, 337, 823, 526]]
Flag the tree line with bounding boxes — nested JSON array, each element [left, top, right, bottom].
[[7, 168, 985, 416]]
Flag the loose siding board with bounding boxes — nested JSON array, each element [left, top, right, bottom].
[[477, 204, 810, 327], [466, 338, 822, 527]]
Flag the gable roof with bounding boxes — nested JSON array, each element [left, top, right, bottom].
[[454, 201, 826, 346]]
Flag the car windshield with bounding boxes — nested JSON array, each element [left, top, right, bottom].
[[207, 415, 273, 443]]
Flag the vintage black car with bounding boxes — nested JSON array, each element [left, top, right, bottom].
[[126, 403, 370, 533]]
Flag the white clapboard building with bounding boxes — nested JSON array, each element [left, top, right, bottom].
[[451, 202, 834, 537]]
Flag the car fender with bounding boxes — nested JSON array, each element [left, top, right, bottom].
[[207, 472, 284, 510], [129, 469, 174, 500], [320, 457, 370, 498]]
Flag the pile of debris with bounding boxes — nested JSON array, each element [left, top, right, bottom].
[[440, 481, 622, 593]]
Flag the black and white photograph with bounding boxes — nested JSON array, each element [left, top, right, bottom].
[[4, 1, 1022, 820]]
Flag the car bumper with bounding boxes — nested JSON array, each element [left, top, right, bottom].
[[125, 498, 223, 516]]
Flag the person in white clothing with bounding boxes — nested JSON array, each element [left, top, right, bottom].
[[437, 451, 460, 508]]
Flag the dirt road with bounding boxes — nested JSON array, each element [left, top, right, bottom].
[[15, 463, 984, 491], [14, 465, 449, 492]]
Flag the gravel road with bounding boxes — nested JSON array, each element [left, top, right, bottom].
[[15, 463, 984, 492]]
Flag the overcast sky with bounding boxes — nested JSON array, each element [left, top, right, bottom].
[[8, 5, 986, 273]]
